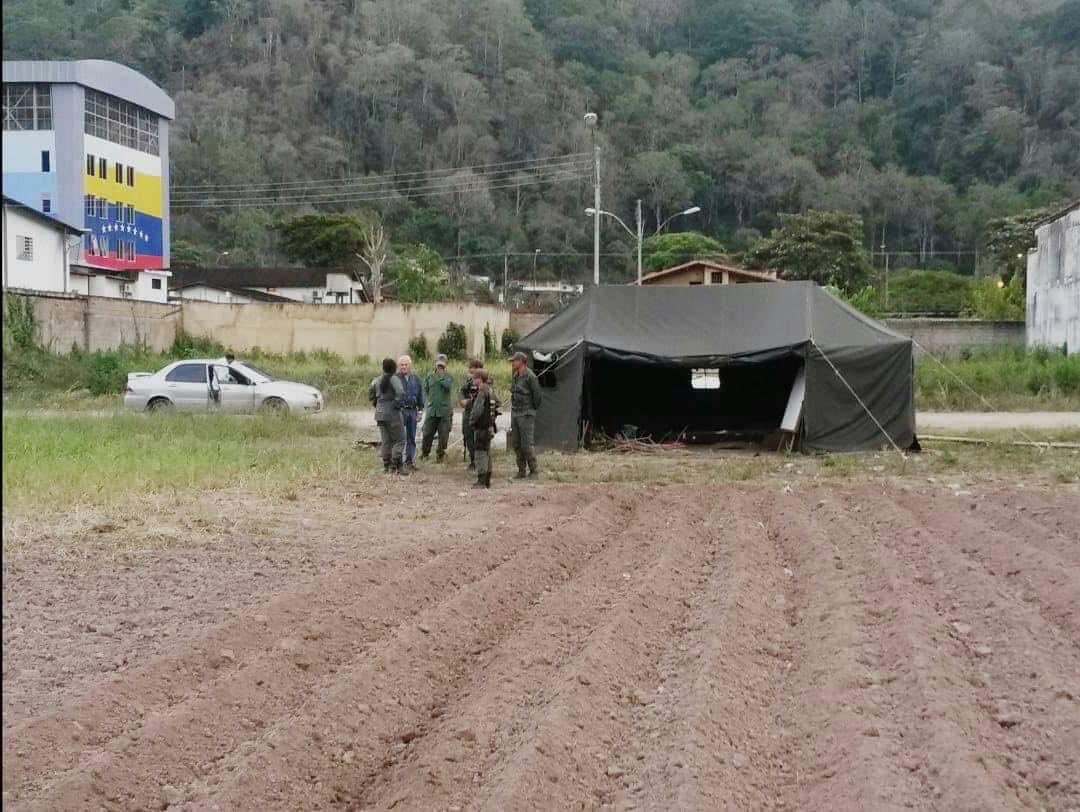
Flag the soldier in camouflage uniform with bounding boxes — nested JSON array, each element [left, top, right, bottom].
[[468, 368, 499, 488], [459, 358, 483, 469], [509, 351, 542, 479]]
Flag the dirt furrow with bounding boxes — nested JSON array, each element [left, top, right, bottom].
[[469, 492, 716, 810], [4, 488, 598, 808], [344, 486, 708, 810], [877, 488, 1080, 809], [173, 489, 643, 810]]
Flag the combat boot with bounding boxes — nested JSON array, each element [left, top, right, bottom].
[[472, 473, 486, 488], [484, 472, 492, 488]]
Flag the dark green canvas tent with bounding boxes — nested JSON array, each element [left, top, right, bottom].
[[516, 283, 916, 452]]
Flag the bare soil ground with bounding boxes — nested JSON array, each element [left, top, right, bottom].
[[3, 475, 1079, 811]]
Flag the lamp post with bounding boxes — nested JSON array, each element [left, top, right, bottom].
[[533, 248, 541, 283], [584, 112, 599, 286], [587, 202, 700, 285], [215, 250, 230, 266], [656, 205, 701, 235]]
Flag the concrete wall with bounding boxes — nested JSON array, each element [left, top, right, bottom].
[[11, 291, 510, 358], [1027, 207, 1079, 354], [884, 318, 1025, 356], [181, 300, 509, 358], [510, 311, 551, 338]]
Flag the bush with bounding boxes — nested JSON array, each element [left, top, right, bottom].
[[885, 270, 973, 315], [963, 274, 1025, 320], [501, 328, 520, 355], [914, 347, 1080, 410], [437, 322, 467, 360], [483, 324, 496, 358], [171, 332, 224, 359], [408, 334, 430, 361], [5, 295, 37, 350], [86, 352, 125, 395]]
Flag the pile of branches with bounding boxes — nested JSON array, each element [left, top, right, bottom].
[[590, 432, 688, 454]]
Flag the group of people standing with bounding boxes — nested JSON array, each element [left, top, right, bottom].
[[368, 351, 542, 488]]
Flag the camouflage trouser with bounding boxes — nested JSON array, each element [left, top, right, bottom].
[[511, 414, 537, 475], [378, 418, 404, 467], [462, 418, 475, 463], [474, 429, 492, 476]]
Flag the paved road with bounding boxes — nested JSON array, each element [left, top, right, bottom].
[[915, 411, 1080, 431]]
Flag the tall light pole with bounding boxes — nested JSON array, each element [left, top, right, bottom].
[[588, 202, 700, 284], [533, 248, 540, 282], [584, 112, 599, 286]]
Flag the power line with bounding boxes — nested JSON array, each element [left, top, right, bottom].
[[171, 159, 590, 205], [171, 168, 589, 210], [171, 152, 591, 194]]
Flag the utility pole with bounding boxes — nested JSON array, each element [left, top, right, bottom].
[[502, 252, 508, 305], [881, 241, 889, 311], [636, 198, 643, 285]]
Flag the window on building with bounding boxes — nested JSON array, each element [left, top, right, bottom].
[[42, 197, 51, 213], [87, 154, 95, 176], [3, 84, 51, 130], [41, 150, 50, 172], [97, 198, 106, 219], [128, 204, 136, 224], [115, 162, 123, 183], [152, 278, 162, 290], [17, 236, 34, 261], [84, 88, 159, 155], [710, 271, 724, 284], [85, 194, 96, 217], [127, 166, 135, 186], [98, 157, 107, 179]]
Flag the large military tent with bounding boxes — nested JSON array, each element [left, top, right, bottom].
[[516, 283, 917, 452]]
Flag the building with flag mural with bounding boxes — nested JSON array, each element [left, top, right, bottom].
[[2, 60, 172, 301]]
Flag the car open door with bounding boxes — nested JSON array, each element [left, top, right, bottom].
[[212, 364, 257, 412]]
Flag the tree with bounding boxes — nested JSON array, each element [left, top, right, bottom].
[[278, 212, 388, 303], [627, 151, 692, 228], [982, 207, 1054, 281], [964, 273, 1025, 320], [387, 244, 450, 303], [641, 231, 726, 273], [744, 211, 872, 292]]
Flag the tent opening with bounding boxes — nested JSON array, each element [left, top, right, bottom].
[[583, 355, 804, 446]]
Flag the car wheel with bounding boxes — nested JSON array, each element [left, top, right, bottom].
[[261, 397, 289, 416], [147, 397, 173, 413]]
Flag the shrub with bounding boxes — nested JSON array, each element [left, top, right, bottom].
[[171, 332, 224, 359], [501, 328, 520, 355], [437, 322, 467, 360], [5, 295, 36, 350], [86, 352, 124, 395], [963, 274, 1025, 320], [886, 270, 973, 315], [408, 334, 430, 361], [483, 323, 496, 358]]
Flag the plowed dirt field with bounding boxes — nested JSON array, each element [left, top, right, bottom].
[[3, 478, 1079, 811]]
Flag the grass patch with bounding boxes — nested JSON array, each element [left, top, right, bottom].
[[915, 347, 1080, 411], [2, 412, 375, 512], [3, 343, 514, 410]]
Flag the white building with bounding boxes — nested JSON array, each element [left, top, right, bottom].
[[2, 194, 84, 293], [1027, 201, 1079, 354], [169, 267, 369, 304]]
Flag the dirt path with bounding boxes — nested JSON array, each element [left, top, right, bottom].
[[917, 411, 1080, 431], [3, 480, 1079, 810]]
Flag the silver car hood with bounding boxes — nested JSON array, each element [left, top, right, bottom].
[[255, 380, 322, 397]]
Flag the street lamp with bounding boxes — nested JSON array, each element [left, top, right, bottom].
[[532, 248, 541, 282], [656, 205, 701, 235], [215, 250, 230, 266], [588, 201, 700, 285]]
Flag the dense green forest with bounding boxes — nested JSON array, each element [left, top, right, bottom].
[[5, 0, 1079, 285]]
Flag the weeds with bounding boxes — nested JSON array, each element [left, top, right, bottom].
[[915, 347, 1080, 411]]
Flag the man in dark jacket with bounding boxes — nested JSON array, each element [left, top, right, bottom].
[[421, 354, 454, 462], [396, 354, 424, 470], [509, 351, 542, 478], [459, 358, 483, 469], [369, 357, 407, 474]]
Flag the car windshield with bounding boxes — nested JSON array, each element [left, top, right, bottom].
[[235, 362, 274, 382]]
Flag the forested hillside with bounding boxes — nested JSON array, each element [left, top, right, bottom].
[[5, 0, 1079, 283]]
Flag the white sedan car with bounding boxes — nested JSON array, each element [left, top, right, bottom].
[[124, 358, 324, 415]]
